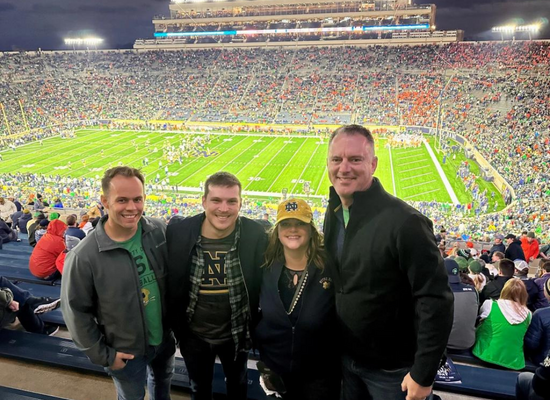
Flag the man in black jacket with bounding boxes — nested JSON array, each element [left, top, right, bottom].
[[479, 258, 515, 304], [166, 172, 267, 400], [489, 234, 506, 259], [323, 125, 453, 400], [505, 233, 526, 261]]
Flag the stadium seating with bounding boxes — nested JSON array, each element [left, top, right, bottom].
[[0, 330, 268, 399], [0, 386, 68, 400], [0, 239, 61, 286]]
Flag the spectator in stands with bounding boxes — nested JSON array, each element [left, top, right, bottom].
[[78, 214, 89, 229], [516, 352, 550, 400], [479, 258, 515, 304], [55, 235, 80, 275], [446, 258, 478, 351], [493, 251, 505, 263], [1, 279, 59, 336], [7, 196, 22, 212], [33, 194, 45, 211], [525, 278, 550, 366], [52, 198, 63, 208], [166, 172, 267, 400], [435, 228, 446, 246], [515, 260, 549, 311], [489, 234, 506, 258], [468, 259, 487, 292], [61, 166, 175, 400], [0, 217, 19, 243], [79, 214, 93, 235], [505, 234, 526, 261], [254, 199, 339, 399], [27, 212, 46, 247], [29, 219, 66, 280], [0, 196, 17, 227], [323, 125, 453, 400], [34, 219, 49, 243], [17, 209, 32, 234], [64, 214, 86, 240], [9, 207, 23, 231], [454, 255, 475, 287], [535, 260, 550, 297], [88, 202, 105, 219], [473, 278, 532, 370], [523, 232, 541, 263]]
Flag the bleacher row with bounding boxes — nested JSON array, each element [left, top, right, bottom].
[[0, 237, 528, 399]]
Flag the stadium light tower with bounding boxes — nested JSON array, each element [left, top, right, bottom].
[[491, 24, 541, 40], [64, 37, 104, 50]]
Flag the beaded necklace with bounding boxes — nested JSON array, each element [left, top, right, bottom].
[[286, 269, 308, 315]]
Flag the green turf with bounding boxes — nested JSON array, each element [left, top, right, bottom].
[[0, 129, 494, 205]]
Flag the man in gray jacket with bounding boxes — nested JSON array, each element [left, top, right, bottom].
[[61, 166, 175, 400]]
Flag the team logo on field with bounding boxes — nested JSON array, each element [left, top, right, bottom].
[[285, 202, 298, 212]]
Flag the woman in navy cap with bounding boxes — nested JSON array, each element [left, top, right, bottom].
[[254, 198, 339, 400]]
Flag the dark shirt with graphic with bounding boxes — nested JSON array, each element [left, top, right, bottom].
[[189, 230, 235, 345]]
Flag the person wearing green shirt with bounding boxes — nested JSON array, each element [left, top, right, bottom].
[[61, 166, 175, 400]]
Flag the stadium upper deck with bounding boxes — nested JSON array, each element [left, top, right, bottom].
[[135, 0, 463, 49]]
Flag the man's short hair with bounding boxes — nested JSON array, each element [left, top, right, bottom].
[[66, 214, 77, 226], [493, 251, 505, 260], [329, 124, 375, 148], [498, 258, 515, 277], [101, 166, 145, 196], [541, 259, 550, 273], [204, 172, 241, 197]]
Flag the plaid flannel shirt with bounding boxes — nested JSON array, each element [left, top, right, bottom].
[[186, 217, 251, 354]]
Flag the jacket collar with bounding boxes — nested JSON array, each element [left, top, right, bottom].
[[328, 177, 387, 217], [94, 215, 155, 252]]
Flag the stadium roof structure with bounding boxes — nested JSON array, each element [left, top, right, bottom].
[[136, 0, 464, 49]]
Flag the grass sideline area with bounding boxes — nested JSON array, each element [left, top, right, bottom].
[[0, 129, 503, 206]]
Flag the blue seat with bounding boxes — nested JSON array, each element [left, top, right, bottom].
[[0, 386, 68, 400], [0, 266, 60, 286], [447, 348, 537, 372], [434, 364, 519, 399], [0, 330, 268, 399], [14, 282, 64, 325]]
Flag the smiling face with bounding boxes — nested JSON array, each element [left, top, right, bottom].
[[328, 133, 378, 207], [101, 175, 145, 240], [278, 218, 311, 252], [202, 184, 241, 239]]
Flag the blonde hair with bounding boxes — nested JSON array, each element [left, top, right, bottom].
[[500, 279, 529, 316]]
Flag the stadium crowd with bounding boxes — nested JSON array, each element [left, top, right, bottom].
[[0, 41, 549, 238]]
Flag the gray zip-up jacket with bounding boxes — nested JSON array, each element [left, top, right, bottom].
[[61, 215, 170, 367]]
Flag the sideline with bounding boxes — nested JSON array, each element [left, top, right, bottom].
[[388, 146, 397, 196], [423, 139, 459, 204]]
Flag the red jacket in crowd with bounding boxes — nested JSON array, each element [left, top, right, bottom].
[[29, 219, 67, 278]]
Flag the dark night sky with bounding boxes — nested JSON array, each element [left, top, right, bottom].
[[0, 0, 548, 51]]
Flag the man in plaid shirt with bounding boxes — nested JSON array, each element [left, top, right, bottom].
[[166, 172, 267, 400]]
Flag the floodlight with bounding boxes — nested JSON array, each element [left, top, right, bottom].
[[64, 37, 104, 46]]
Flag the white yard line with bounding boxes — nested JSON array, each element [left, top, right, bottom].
[[399, 159, 427, 167], [406, 165, 431, 172], [233, 138, 281, 175], [398, 152, 427, 160], [289, 141, 322, 194], [243, 139, 292, 190], [402, 180, 437, 190], [400, 172, 433, 181], [404, 188, 440, 200], [266, 139, 310, 192], [388, 146, 397, 196], [423, 139, 459, 204], [174, 136, 248, 183]]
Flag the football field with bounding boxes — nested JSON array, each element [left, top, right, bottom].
[[0, 129, 502, 205]]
